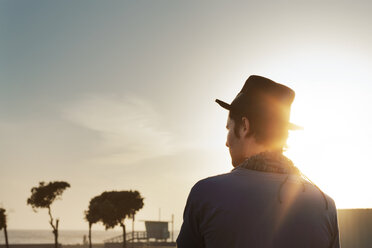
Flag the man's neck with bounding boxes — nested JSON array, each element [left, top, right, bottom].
[[236, 146, 282, 167]]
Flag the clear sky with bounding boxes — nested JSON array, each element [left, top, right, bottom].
[[1, 0, 372, 231]]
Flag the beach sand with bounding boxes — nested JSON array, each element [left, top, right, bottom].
[[0, 244, 176, 248]]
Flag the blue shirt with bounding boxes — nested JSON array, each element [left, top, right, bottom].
[[177, 167, 340, 248]]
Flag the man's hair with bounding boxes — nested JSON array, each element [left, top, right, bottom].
[[229, 110, 289, 150]]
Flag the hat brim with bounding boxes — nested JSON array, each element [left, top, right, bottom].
[[215, 99, 303, 130], [215, 99, 232, 111]]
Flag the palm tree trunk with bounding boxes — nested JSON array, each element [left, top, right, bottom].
[[4, 226, 9, 248], [121, 223, 126, 248], [89, 223, 92, 248]]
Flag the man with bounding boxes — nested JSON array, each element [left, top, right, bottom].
[[177, 75, 340, 248]]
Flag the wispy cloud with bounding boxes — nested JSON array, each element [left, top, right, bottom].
[[62, 93, 175, 165]]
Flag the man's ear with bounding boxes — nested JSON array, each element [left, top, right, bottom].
[[240, 117, 250, 137]]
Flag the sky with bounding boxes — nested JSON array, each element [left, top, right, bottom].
[[1, 0, 372, 231]]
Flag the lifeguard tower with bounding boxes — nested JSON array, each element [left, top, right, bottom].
[[104, 215, 175, 248], [143, 221, 170, 242]]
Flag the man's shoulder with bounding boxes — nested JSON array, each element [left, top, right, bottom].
[[188, 172, 234, 197], [193, 172, 232, 187], [295, 178, 337, 211], [323, 191, 337, 213]]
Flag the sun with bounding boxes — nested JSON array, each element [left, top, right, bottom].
[[284, 94, 364, 209]]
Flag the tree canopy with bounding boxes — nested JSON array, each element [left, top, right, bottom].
[[85, 195, 102, 225], [87, 190, 144, 229], [27, 181, 71, 211]]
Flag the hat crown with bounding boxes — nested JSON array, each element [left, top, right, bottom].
[[228, 75, 295, 125], [215, 75, 301, 130], [239, 75, 295, 105]]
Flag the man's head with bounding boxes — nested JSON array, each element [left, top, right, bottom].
[[225, 111, 289, 167], [216, 75, 298, 167]]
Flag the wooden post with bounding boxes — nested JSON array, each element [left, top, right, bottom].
[[171, 214, 174, 242]]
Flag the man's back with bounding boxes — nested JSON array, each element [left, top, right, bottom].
[[177, 167, 340, 248]]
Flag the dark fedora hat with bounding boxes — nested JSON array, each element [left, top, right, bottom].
[[215, 75, 302, 130]]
